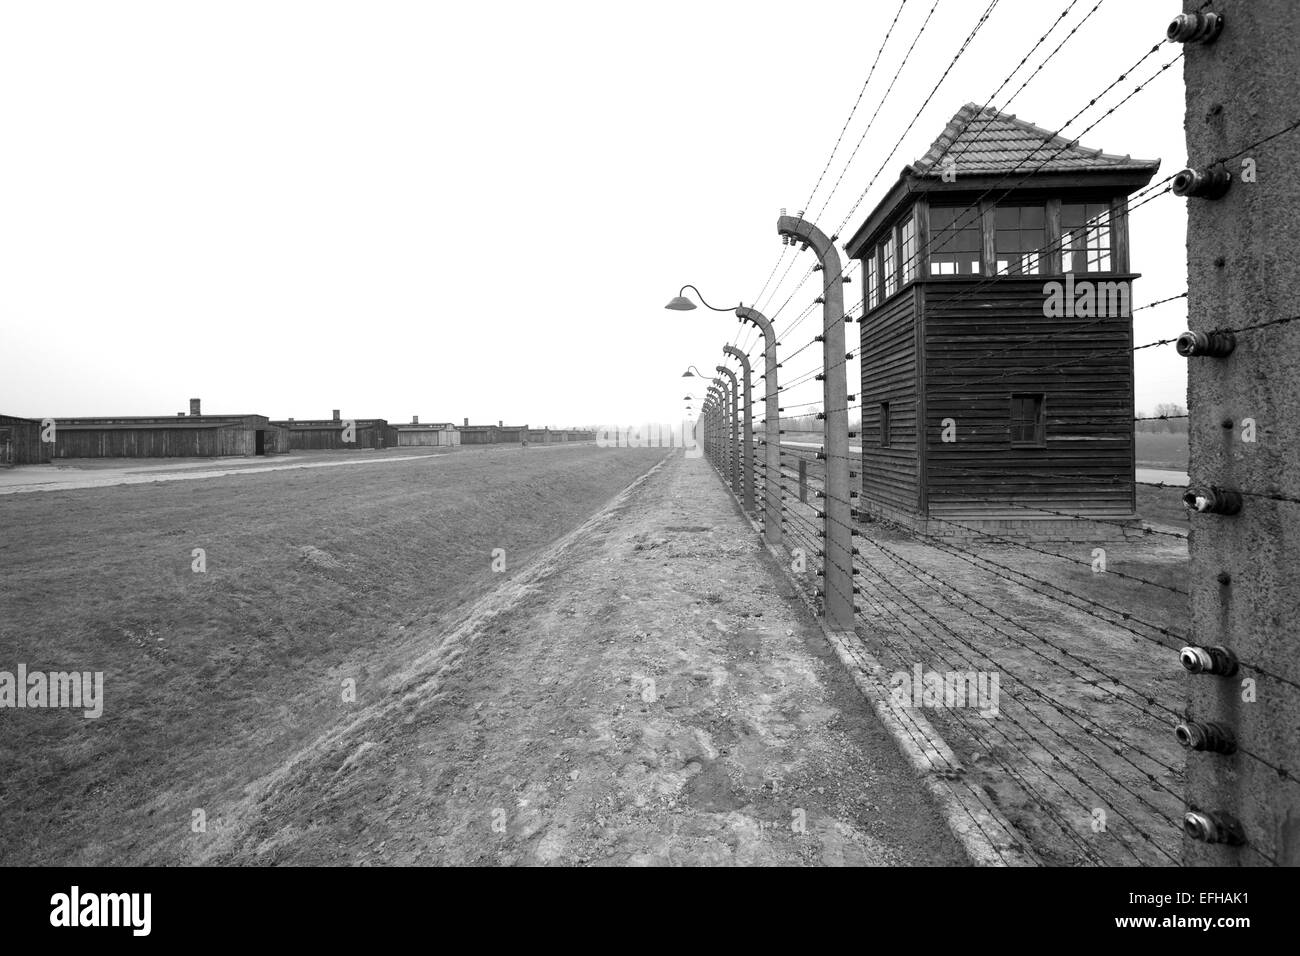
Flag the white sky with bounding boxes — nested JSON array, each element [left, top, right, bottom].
[[0, 0, 1191, 428]]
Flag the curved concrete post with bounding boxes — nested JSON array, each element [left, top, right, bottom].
[[736, 307, 781, 546], [723, 345, 755, 514], [710, 379, 730, 483], [715, 366, 740, 495], [701, 401, 710, 466], [777, 213, 853, 631], [707, 390, 728, 476]]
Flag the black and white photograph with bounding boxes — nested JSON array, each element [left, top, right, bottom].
[[0, 0, 1291, 936]]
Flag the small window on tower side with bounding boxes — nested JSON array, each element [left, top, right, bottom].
[[881, 235, 897, 298], [1010, 394, 1046, 447], [880, 401, 891, 448], [900, 217, 917, 285]]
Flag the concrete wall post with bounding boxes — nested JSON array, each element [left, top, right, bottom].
[[723, 345, 756, 513], [777, 213, 855, 632], [738, 307, 783, 547], [1178, 0, 1300, 866], [716, 366, 741, 495]]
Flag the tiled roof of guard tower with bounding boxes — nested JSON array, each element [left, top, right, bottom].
[[907, 103, 1160, 176]]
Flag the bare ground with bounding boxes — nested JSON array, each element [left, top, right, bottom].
[[773, 449, 1191, 866], [192, 452, 964, 866]]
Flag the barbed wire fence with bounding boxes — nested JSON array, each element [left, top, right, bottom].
[[698, 0, 1297, 866]]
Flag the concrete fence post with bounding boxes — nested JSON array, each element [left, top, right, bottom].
[[702, 401, 712, 467], [716, 366, 741, 496], [723, 345, 756, 513], [1178, 0, 1300, 866], [777, 213, 854, 632], [706, 386, 723, 472], [737, 307, 783, 547], [712, 400, 722, 470]]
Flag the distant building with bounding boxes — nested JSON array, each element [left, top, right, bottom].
[[497, 423, 529, 443], [844, 104, 1159, 534], [33, 398, 290, 459], [0, 414, 47, 466], [455, 420, 594, 445], [459, 419, 498, 445], [270, 410, 397, 450], [395, 418, 461, 447]]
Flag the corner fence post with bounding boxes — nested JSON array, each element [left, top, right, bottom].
[[1177, 0, 1300, 866], [738, 307, 782, 546], [777, 213, 854, 631]]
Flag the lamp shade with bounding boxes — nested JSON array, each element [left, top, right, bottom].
[[664, 296, 697, 311]]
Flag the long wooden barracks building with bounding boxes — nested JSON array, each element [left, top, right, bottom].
[[2, 403, 589, 465], [1, 399, 289, 462], [844, 104, 1160, 534], [270, 410, 398, 450]]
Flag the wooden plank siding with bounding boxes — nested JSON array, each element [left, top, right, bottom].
[[271, 420, 395, 450], [922, 275, 1137, 517], [46, 415, 288, 458], [0, 415, 48, 465], [459, 426, 499, 444], [396, 426, 460, 446], [859, 285, 921, 511], [51, 424, 232, 458]]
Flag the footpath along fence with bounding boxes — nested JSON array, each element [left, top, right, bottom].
[[695, 0, 1298, 866]]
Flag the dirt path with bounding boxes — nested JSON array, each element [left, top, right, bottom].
[[200, 452, 964, 866]]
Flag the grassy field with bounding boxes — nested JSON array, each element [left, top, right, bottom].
[[1135, 432, 1189, 470], [1137, 484, 1191, 529], [0, 444, 666, 865]]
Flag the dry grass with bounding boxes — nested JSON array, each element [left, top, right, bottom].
[[1137, 484, 1192, 530], [1135, 432, 1189, 470], [0, 445, 666, 864]]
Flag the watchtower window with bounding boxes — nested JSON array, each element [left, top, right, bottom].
[[995, 205, 1046, 275], [1062, 202, 1113, 273], [866, 253, 879, 310], [929, 206, 982, 275], [1010, 394, 1046, 447], [881, 234, 897, 298], [880, 402, 891, 448], [900, 217, 918, 285]]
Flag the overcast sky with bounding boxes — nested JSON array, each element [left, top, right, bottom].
[[0, 0, 1191, 428]]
